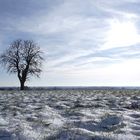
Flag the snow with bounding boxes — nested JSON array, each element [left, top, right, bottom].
[[0, 89, 139, 139], [0, 117, 8, 126]]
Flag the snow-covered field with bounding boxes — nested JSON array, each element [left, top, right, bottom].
[[0, 89, 140, 140]]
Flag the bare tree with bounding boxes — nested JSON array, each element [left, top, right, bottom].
[[0, 39, 43, 90]]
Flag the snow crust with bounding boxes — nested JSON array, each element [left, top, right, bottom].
[[0, 89, 139, 140]]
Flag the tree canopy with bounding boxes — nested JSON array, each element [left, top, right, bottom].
[[0, 39, 43, 90]]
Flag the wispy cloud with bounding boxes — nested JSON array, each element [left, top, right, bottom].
[[0, 0, 140, 86]]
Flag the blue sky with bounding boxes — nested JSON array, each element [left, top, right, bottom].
[[0, 0, 140, 87]]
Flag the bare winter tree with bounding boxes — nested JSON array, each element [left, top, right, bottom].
[[0, 39, 43, 90]]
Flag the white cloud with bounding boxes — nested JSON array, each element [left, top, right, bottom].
[[1, 0, 140, 86], [38, 58, 140, 86]]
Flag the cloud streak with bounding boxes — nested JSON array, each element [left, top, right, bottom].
[[0, 0, 140, 86]]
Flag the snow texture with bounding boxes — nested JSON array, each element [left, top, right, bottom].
[[0, 89, 139, 140]]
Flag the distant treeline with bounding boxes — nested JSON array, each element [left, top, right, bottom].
[[0, 86, 140, 91]]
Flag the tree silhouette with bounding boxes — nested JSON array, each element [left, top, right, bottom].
[[0, 39, 43, 90]]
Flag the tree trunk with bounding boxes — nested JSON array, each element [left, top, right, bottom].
[[20, 81, 25, 90]]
